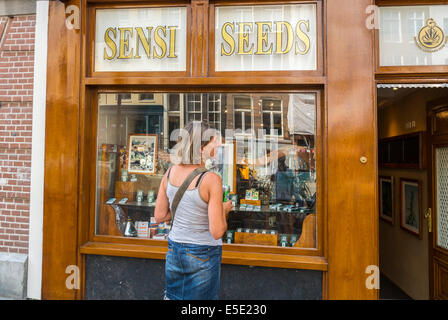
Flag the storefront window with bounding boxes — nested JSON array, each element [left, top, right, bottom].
[[95, 92, 318, 249]]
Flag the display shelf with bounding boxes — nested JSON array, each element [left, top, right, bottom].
[[231, 206, 313, 215], [107, 201, 156, 209]]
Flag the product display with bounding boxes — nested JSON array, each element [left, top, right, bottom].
[[230, 194, 238, 208], [121, 169, 128, 182], [226, 230, 234, 244], [223, 185, 230, 202], [136, 221, 149, 238], [136, 190, 144, 203], [289, 234, 299, 247], [124, 217, 138, 237], [147, 190, 155, 203]]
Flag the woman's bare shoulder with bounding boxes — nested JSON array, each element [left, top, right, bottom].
[[203, 171, 223, 185]]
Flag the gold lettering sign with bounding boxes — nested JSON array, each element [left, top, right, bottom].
[[220, 20, 311, 57], [102, 25, 179, 60]]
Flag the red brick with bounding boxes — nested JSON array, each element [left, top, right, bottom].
[[0, 13, 34, 253]]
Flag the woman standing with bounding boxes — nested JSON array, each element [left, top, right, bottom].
[[155, 121, 233, 300]]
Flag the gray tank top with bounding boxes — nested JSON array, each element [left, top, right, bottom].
[[166, 167, 222, 246]]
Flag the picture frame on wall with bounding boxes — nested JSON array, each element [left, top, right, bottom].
[[379, 176, 394, 225], [400, 178, 422, 239], [127, 134, 158, 175]]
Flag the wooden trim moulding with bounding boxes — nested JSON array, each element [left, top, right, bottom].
[[80, 241, 329, 271], [375, 0, 448, 6], [83, 76, 327, 86]]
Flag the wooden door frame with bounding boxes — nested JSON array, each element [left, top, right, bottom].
[[426, 97, 448, 299]]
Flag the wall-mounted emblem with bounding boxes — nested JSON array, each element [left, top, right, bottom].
[[415, 18, 447, 53]]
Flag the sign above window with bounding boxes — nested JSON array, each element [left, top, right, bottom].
[[379, 6, 448, 67], [214, 4, 317, 72], [94, 7, 187, 72]]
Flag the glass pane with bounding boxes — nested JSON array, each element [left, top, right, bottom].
[[215, 4, 317, 71], [168, 116, 180, 149], [262, 99, 282, 111], [379, 5, 448, 66], [139, 93, 155, 101], [234, 96, 252, 110], [234, 111, 243, 130], [168, 94, 180, 111], [262, 113, 271, 135], [244, 111, 252, 131], [273, 113, 283, 136], [119, 93, 131, 101], [436, 147, 448, 251], [95, 7, 187, 72], [95, 92, 318, 249]]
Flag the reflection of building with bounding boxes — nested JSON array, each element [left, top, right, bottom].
[[98, 93, 164, 147], [380, 6, 448, 66], [99, 92, 315, 150]]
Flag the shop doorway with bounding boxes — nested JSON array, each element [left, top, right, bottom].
[[377, 85, 448, 300]]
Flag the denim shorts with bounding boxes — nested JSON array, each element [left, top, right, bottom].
[[165, 238, 222, 300]]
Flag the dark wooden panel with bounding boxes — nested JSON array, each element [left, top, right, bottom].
[[378, 132, 425, 169], [326, 0, 378, 299], [84, 254, 322, 300], [42, 0, 82, 300], [435, 258, 448, 299]]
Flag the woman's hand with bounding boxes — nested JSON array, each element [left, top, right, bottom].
[[223, 200, 233, 220]]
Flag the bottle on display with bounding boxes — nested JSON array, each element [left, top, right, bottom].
[[124, 217, 138, 237], [136, 190, 144, 203], [223, 185, 230, 202]]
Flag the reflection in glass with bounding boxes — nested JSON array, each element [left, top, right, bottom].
[[379, 5, 448, 66], [95, 92, 318, 249]]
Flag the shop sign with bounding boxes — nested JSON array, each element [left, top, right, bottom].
[[95, 7, 187, 72], [415, 18, 447, 53], [215, 4, 317, 72], [379, 6, 448, 67]]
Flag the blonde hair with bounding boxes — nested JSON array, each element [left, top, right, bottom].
[[171, 121, 216, 165]]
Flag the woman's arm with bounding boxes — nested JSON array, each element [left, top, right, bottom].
[[205, 173, 231, 240], [154, 170, 172, 224]]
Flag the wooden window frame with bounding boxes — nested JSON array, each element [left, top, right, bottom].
[[79, 0, 328, 274], [375, 0, 448, 78], [82, 88, 325, 257]]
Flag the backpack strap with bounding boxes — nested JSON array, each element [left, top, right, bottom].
[[170, 167, 208, 230]]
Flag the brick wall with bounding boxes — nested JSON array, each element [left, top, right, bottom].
[[0, 15, 35, 254]]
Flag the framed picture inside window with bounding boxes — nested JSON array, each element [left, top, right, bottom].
[[379, 176, 394, 225], [399, 178, 422, 239], [127, 134, 158, 175]]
